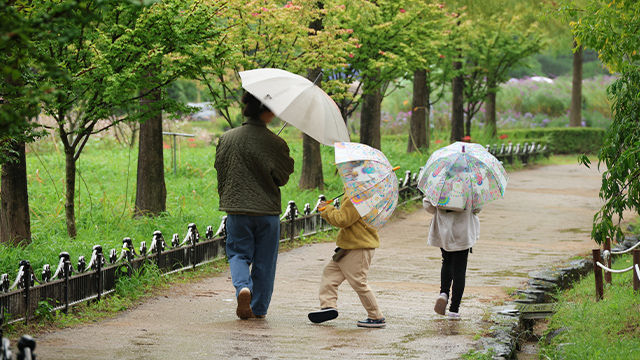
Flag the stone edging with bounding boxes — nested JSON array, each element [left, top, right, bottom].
[[473, 233, 640, 359]]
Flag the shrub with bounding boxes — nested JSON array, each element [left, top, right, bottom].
[[520, 91, 568, 116]]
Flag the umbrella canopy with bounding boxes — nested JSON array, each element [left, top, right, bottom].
[[417, 142, 508, 211], [239, 68, 350, 146], [334, 142, 399, 230]]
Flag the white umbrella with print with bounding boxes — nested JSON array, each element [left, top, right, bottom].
[[417, 142, 508, 211]]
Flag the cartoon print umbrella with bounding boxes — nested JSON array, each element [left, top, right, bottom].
[[333, 142, 400, 230], [239, 68, 350, 146], [417, 142, 508, 210]]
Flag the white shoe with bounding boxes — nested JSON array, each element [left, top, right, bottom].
[[434, 293, 448, 315], [448, 311, 461, 320]]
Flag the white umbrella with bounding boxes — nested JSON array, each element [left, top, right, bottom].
[[239, 68, 350, 146]]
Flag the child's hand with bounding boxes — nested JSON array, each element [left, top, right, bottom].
[[318, 201, 328, 211]]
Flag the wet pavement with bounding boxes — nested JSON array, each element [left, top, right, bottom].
[[34, 163, 605, 359]]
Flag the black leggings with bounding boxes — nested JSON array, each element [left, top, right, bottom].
[[440, 248, 469, 313]]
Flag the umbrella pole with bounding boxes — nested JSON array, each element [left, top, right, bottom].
[[277, 122, 288, 136], [312, 72, 323, 85]]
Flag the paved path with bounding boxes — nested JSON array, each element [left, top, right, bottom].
[[34, 163, 606, 359]]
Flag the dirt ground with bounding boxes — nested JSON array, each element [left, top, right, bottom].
[[32, 163, 608, 359]]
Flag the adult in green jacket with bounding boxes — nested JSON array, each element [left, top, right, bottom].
[[214, 92, 295, 320]]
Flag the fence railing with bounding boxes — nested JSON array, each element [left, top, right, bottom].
[[485, 142, 548, 165], [0, 141, 542, 326], [592, 238, 640, 300]]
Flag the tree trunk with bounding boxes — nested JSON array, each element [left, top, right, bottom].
[[451, 58, 465, 143], [0, 141, 31, 245], [408, 69, 428, 152], [569, 39, 583, 127], [298, 68, 325, 190], [299, 133, 324, 190], [134, 81, 166, 217], [485, 79, 497, 138], [360, 78, 381, 150], [64, 147, 77, 238]]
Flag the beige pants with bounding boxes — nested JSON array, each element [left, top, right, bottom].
[[318, 248, 383, 320]]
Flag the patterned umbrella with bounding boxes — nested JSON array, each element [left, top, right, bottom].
[[334, 142, 399, 230], [417, 142, 508, 211]]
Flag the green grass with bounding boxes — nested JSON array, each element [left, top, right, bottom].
[[539, 253, 640, 360]]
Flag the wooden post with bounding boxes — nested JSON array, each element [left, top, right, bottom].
[[604, 237, 612, 284], [633, 249, 640, 292], [593, 249, 603, 301]]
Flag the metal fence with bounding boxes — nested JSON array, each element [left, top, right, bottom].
[[0, 142, 543, 326], [486, 142, 548, 165]]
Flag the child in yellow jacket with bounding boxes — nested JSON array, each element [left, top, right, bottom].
[[307, 195, 385, 328]]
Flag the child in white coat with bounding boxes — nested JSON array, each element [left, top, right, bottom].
[[424, 198, 481, 319]]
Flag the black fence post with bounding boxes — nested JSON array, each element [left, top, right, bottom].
[[0, 314, 11, 360], [17, 335, 36, 360], [188, 223, 198, 271], [286, 201, 298, 243], [154, 231, 165, 270], [21, 260, 31, 326], [123, 238, 133, 277], [96, 253, 103, 302], [63, 260, 70, 315]]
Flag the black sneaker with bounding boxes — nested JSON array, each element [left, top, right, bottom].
[[357, 317, 386, 328], [308, 308, 338, 323]]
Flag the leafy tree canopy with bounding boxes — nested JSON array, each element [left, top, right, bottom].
[[197, 0, 354, 128], [328, 0, 449, 118], [564, 0, 640, 243]]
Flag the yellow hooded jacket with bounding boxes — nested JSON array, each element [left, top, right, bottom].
[[320, 196, 380, 249]]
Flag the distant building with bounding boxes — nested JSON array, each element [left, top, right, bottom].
[[186, 102, 216, 121]]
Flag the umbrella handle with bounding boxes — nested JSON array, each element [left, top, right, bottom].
[[318, 193, 344, 211], [277, 122, 288, 136], [318, 201, 330, 211], [393, 166, 401, 171]]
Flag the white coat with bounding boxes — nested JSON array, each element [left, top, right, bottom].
[[423, 198, 481, 252]]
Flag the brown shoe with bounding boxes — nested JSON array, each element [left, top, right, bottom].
[[236, 287, 253, 320]]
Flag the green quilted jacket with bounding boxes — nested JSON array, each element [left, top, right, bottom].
[[214, 118, 295, 215]]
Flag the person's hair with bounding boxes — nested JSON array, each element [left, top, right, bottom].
[[241, 92, 267, 119]]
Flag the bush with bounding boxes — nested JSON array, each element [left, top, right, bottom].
[[499, 127, 606, 154], [520, 91, 568, 116]]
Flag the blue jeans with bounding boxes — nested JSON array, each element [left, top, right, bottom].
[[226, 214, 280, 316]]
